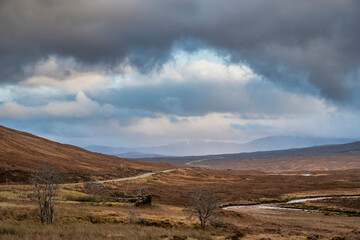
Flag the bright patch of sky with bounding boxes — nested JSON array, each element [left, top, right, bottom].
[[109, 48, 236, 89], [172, 49, 229, 65], [0, 86, 14, 103]]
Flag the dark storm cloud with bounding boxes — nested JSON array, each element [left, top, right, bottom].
[[1, 0, 360, 103]]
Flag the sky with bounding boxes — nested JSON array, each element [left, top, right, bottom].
[[0, 0, 360, 148]]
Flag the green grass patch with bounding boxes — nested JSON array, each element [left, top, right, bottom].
[[146, 176, 167, 184], [59, 190, 98, 202]]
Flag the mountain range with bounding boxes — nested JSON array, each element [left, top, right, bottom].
[[137, 139, 360, 172], [85, 136, 356, 157]]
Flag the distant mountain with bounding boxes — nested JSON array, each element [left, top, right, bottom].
[[85, 142, 241, 156], [84, 145, 131, 155], [85, 136, 355, 157], [115, 152, 169, 159]]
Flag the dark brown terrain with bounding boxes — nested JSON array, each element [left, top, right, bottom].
[[0, 125, 169, 183], [139, 141, 360, 172]]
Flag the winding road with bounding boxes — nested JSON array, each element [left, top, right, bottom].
[[64, 155, 222, 186], [62, 169, 176, 186], [63, 156, 222, 186], [185, 157, 224, 167]]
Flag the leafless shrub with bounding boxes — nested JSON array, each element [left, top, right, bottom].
[[99, 183, 121, 202], [85, 181, 151, 205], [84, 181, 120, 202], [127, 206, 139, 224], [29, 164, 60, 225], [190, 189, 218, 230]]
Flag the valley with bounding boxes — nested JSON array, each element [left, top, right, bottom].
[[0, 126, 360, 239], [2, 2, 360, 239]]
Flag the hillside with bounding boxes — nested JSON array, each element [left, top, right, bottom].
[[214, 140, 360, 159], [242, 136, 356, 153], [139, 141, 360, 172], [0, 125, 169, 183]]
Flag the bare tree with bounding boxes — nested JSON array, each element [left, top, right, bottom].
[[30, 164, 60, 225], [190, 189, 218, 230], [101, 183, 121, 202]]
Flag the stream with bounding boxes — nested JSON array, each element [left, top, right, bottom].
[[223, 195, 360, 212]]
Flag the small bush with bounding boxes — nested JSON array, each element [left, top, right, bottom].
[[147, 219, 173, 228], [80, 176, 93, 182], [137, 218, 149, 226], [331, 237, 346, 240], [225, 231, 245, 240], [210, 219, 228, 229], [307, 235, 320, 240], [171, 235, 188, 240], [0, 226, 19, 235]]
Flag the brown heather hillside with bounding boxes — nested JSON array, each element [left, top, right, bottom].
[[0, 125, 170, 183], [140, 140, 360, 172], [192, 155, 360, 172]]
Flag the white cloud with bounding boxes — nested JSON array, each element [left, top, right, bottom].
[[24, 72, 107, 91], [0, 92, 115, 119], [42, 92, 115, 117], [160, 60, 256, 83], [0, 102, 39, 119], [21, 56, 108, 92], [125, 113, 274, 143]]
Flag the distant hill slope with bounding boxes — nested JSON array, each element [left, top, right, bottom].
[[242, 136, 356, 152], [0, 125, 169, 183], [85, 136, 355, 156], [139, 140, 360, 172], [115, 152, 169, 159], [217, 140, 360, 159]]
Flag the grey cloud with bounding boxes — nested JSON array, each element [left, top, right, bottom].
[[231, 123, 274, 131], [160, 97, 183, 115], [91, 79, 325, 117], [1, 0, 360, 104]]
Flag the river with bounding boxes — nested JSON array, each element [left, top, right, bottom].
[[223, 195, 360, 212]]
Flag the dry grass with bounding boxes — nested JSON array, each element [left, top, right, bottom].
[[193, 155, 360, 172], [319, 197, 360, 210], [0, 222, 214, 240], [220, 205, 360, 239], [0, 197, 224, 239], [281, 197, 360, 216], [1, 167, 360, 239]]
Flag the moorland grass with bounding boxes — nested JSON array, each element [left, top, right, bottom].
[[0, 222, 213, 240]]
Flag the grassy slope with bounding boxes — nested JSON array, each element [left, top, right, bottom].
[[0, 125, 170, 183]]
